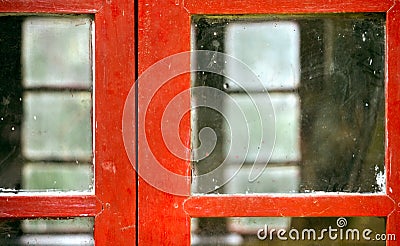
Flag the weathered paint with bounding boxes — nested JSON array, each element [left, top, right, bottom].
[[0, 0, 102, 13], [0, 0, 400, 245], [94, 0, 136, 245], [138, 0, 400, 245]]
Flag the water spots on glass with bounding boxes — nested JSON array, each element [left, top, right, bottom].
[[22, 17, 92, 88], [0, 15, 93, 192], [191, 13, 385, 195], [0, 217, 94, 245]]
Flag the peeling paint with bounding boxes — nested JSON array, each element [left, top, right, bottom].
[[103, 162, 116, 174], [121, 224, 135, 231]]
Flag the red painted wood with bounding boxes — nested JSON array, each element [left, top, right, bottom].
[[184, 0, 394, 14], [94, 0, 136, 245], [386, 0, 400, 202], [138, 0, 191, 245], [0, 0, 102, 13], [387, 212, 399, 246], [184, 195, 396, 217], [386, 4, 400, 244], [1, 0, 399, 245], [137, 0, 400, 245], [0, 0, 136, 245], [0, 195, 101, 218]]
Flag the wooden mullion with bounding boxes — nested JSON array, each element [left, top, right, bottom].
[[386, 3, 400, 243], [93, 0, 137, 244]]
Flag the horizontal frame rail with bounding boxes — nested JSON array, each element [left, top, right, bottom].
[[0, 0, 102, 13], [184, 194, 396, 217], [183, 0, 394, 14], [0, 195, 101, 218]]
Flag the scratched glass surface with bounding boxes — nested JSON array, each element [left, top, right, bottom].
[[191, 217, 386, 245], [191, 14, 385, 194], [0, 15, 93, 192], [0, 217, 94, 245]]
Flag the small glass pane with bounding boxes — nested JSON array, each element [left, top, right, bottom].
[[22, 92, 92, 160], [0, 15, 93, 192], [192, 217, 387, 245], [0, 16, 24, 190], [223, 93, 300, 163], [22, 16, 92, 88], [0, 217, 94, 245], [224, 165, 300, 194], [23, 163, 93, 191], [225, 21, 300, 91]]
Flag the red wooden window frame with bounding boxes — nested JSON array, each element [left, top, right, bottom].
[[0, 0, 136, 245], [1, 0, 400, 245], [138, 0, 400, 245]]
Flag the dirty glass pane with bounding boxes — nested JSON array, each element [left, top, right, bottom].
[[0, 16, 24, 191], [225, 21, 300, 91], [191, 217, 387, 245], [223, 93, 300, 163], [22, 16, 92, 88], [23, 163, 93, 191], [191, 14, 385, 194], [0, 217, 94, 245], [224, 165, 300, 194], [22, 92, 92, 160], [0, 15, 93, 192]]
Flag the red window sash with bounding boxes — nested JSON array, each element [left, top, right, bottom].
[[1, 0, 399, 245], [0, 0, 102, 13], [138, 0, 400, 245], [0, 0, 136, 245]]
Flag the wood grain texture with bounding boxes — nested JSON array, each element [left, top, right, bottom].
[[184, 0, 394, 14], [94, 0, 137, 245], [138, 0, 192, 244], [386, 4, 400, 245], [0, 195, 101, 218], [184, 194, 396, 217], [0, 0, 102, 13]]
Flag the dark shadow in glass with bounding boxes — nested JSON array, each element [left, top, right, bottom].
[[191, 14, 385, 194]]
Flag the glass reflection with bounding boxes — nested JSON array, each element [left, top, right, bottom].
[[23, 92, 92, 160], [0, 217, 94, 245], [23, 17, 92, 87], [191, 14, 385, 194], [191, 217, 386, 245], [0, 15, 93, 192]]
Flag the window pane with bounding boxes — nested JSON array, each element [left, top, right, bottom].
[[191, 217, 387, 245], [223, 93, 300, 163], [225, 21, 300, 91], [22, 16, 92, 88], [191, 14, 385, 194], [22, 92, 92, 160], [0, 217, 94, 245], [23, 162, 93, 191], [0, 15, 93, 193], [22, 217, 93, 234]]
